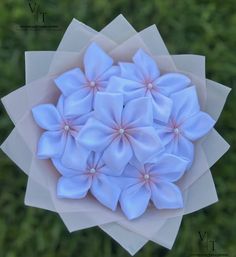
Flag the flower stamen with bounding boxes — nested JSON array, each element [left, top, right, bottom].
[[89, 81, 96, 87], [174, 128, 180, 134], [147, 83, 153, 90], [119, 128, 125, 134], [89, 168, 96, 174], [64, 125, 70, 131]]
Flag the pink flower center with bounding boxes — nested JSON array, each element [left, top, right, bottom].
[[89, 80, 96, 87], [147, 83, 153, 90], [89, 168, 96, 174], [119, 128, 125, 135], [64, 124, 70, 131], [173, 127, 180, 134]]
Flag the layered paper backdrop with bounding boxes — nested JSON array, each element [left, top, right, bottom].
[[0, 15, 231, 255]]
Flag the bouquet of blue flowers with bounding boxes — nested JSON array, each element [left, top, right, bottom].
[[1, 15, 230, 255]]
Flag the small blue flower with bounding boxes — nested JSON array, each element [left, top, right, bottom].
[[54, 151, 121, 211], [155, 86, 215, 162], [32, 95, 91, 170], [120, 154, 188, 220], [54, 42, 120, 117], [77, 92, 162, 174], [107, 49, 191, 122]]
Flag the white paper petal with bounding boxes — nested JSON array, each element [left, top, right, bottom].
[[205, 79, 231, 121], [202, 129, 230, 168], [25, 177, 56, 212], [0, 128, 32, 175], [25, 51, 55, 84], [100, 222, 148, 256], [183, 170, 218, 214]]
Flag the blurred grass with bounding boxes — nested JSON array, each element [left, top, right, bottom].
[[0, 0, 235, 257]]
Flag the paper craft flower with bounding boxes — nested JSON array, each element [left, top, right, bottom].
[[54, 151, 121, 211], [108, 49, 191, 122], [120, 154, 189, 219], [54, 42, 120, 117], [32, 95, 91, 170], [1, 15, 231, 255], [155, 86, 215, 162], [78, 92, 162, 173]]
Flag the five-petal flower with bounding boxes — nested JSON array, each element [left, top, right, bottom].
[[54, 43, 120, 117], [54, 151, 121, 211], [155, 86, 215, 162], [107, 49, 191, 122], [77, 92, 162, 174], [120, 154, 188, 219], [32, 95, 91, 169]]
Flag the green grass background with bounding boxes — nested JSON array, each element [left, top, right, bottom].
[[0, 0, 235, 256]]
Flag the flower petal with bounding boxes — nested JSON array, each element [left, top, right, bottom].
[[154, 123, 174, 146], [149, 154, 188, 182], [77, 118, 114, 152], [64, 89, 93, 117], [84, 43, 113, 81], [133, 49, 160, 81], [120, 182, 151, 220], [94, 92, 123, 127], [151, 181, 183, 209], [171, 86, 200, 121], [106, 76, 145, 103], [123, 163, 143, 178], [166, 135, 194, 162], [119, 62, 144, 83], [91, 174, 121, 210], [86, 151, 103, 169], [102, 136, 133, 175], [154, 73, 191, 96], [70, 111, 93, 128], [57, 175, 92, 199], [56, 95, 65, 117], [122, 97, 153, 127], [61, 134, 90, 170], [37, 131, 66, 159], [181, 111, 215, 141], [54, 68, 87, 96], [151, 92, 173, 122], [128, 127, 162, 163], [51, 158, 81, 177], [32, 104, 62, 130], [177, 136, 195, 162], [97, 65, 120, 81]]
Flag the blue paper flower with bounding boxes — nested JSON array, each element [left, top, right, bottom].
[[119, 154, 188, 220], [155, 86, 215, 162], [54, 43, 120, 117], [32, 95, 91, 169], [54, 151, 121, 211], [107, 49, 191, 122], [78, 92, 162, 174]]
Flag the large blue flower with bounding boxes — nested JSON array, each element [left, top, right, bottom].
[[77, 92, 162, 174], [32, 95, 91, 169], [155, 86, 215, 162], [107, 49, 191, 122], [120, 154, 188, 220], [54, 43, 120, 117], [54, 151, 121, 211]]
